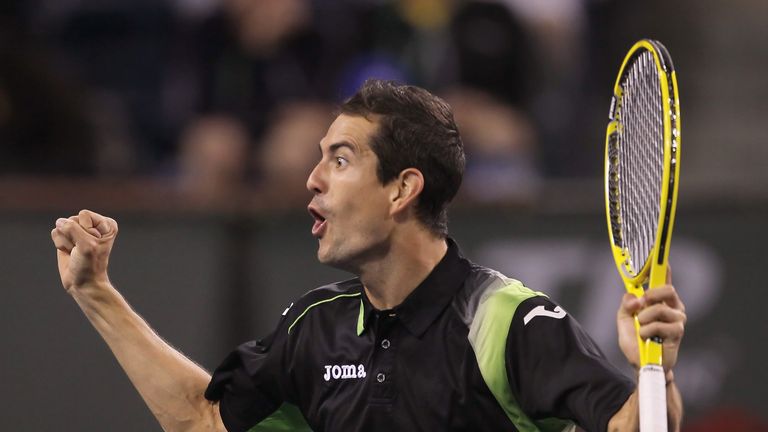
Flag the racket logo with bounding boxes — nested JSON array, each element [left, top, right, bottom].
[[523, 305, 567, 326]]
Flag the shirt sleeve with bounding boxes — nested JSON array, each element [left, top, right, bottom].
[[505, 296, 635, 431], [205, 313, 295, 432]]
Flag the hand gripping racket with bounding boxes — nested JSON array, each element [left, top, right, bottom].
[[605, 39, 681, 432]]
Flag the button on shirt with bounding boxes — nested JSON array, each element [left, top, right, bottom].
[[205, 239, 634, 431]]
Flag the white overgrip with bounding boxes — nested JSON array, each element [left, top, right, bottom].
[[639, 365, 667, 432]]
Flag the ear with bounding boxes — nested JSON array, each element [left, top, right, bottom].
[[389, 168, 424, 217]]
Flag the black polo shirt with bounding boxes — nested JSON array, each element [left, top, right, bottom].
[[205, 239, 634, 431]]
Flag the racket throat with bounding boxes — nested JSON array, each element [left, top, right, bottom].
[[634, 316, 664, 367]]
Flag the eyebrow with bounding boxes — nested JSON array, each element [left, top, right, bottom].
[[323, 141, 357, 155]]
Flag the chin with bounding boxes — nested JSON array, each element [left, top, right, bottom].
[[317, 252, 344, 269], [316, 245, 338, 266], [317, 247, 358, 273]]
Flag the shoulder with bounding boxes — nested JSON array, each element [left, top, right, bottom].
[[453, 263, 548, 328], [293, 277, 362, 307], [281, 277, 364, 334], [457, 264, 580, 355]]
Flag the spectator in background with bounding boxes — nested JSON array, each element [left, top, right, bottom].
[[443, 87, 539, 204], [254, 101, 335, 209], [331, 0, 544, 206], [0, 1, 96, 175], [449, 0, 536, 108], [47, 0, 176, 173], [13, 0, 355, 176], [175, 114, 250, 210], [338, 0, 454, 90], [161, 0, 361, 210], [490, 0, 593, 177], [439, 1, 543, 204], [5, 0, 593, 209], [189, 0, 353, 138]]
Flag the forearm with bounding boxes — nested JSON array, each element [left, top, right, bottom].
[[607, 391, 638, 432], [72, 282, 224, 432], [608, 373, 683, 432], [666, 378, 683, 432]]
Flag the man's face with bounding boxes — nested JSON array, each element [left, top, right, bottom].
[[306, 114, 395, 272]]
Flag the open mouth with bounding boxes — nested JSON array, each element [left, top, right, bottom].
[[308, 206, 327, 238]]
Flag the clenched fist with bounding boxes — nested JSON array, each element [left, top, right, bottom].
[[51, 210, 118, 293]]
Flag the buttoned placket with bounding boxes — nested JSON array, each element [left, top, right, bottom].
[[370, 311, 397, 403]]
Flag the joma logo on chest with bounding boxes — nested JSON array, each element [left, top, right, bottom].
[[323, 364, 367, 381]]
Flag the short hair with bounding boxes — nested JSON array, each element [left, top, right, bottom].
[[340, 79, 465, 237]]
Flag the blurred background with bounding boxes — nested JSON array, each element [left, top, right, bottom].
[[1, 0, 767, 430]]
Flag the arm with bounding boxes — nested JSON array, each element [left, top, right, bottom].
[[503, 294, 636, 431], [609, 272, 687, 431], [51, 210, 225, 432]]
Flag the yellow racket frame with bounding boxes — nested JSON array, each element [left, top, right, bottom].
[[604, 39, 681, 368]]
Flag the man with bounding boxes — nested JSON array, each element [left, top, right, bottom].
[[51, 80, 685, 431]]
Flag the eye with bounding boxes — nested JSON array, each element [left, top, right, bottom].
[[335, 156, 349, 168]]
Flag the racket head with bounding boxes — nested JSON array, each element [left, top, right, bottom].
[[604, 39, 681, 295]]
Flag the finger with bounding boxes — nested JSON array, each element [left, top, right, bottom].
[[67, 213, 102, 239], [99, 217, 118, 238], [638, 320, 685, 342], [59, 216, 100, 250], [77, 209, 106, 238], [644, 285, 685, 311], [637, 303, 687, 326], [618, 292, 644, 318], [80, 209, 117, 238], [666, 264, 672, 285], [51, 227, 75, 252]]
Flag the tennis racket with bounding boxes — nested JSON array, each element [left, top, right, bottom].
[[604, 39, 681, 432]]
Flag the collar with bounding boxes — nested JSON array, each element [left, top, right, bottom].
[[357, 237, 471, 338]]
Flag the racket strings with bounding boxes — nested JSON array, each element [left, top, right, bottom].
[[614, 51, 665, 275]]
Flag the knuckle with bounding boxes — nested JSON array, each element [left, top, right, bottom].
[[57, 223, 72, 235], [85, 238, 100, 251], [636, 312, 648, 325], [640, 324, 657, 339]]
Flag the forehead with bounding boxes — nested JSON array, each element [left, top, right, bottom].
[[320, 114, 379, 153]]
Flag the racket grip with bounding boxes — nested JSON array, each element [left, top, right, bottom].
[[639, 364, 668, 432]]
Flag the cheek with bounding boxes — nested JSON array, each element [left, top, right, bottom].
[[330, 171, 391, 227], [337, 188, 388, 228], [355, 192, 392, 230]]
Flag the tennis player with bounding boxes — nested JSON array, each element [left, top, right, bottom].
[[51, 80, 685, 431]]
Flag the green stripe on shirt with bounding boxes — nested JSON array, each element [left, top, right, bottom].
[[467, 276, 574, 432]]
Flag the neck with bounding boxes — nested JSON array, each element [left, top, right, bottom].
[[360, 230, 447, 310]]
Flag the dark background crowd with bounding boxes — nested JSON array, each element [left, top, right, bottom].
[[1, 0, 669, 208]]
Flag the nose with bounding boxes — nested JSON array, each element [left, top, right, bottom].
[[306, 162, 325, 194]]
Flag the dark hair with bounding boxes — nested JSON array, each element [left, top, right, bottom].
[[340, 79, 465, 237]]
